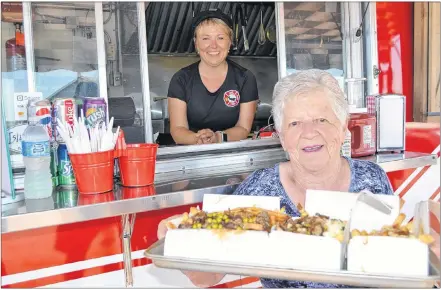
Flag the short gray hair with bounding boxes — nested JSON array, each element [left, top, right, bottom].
[[272, 69, 349, 133]]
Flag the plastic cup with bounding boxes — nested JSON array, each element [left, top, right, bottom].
[[119, 144, 158, 187], [69, 149, 115, 194]]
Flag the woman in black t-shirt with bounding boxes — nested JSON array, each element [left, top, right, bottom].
[[167, 9, 259, 145]]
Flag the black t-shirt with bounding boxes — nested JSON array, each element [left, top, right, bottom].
[[167, 59, 259, 132]]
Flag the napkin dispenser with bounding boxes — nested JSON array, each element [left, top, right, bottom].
[[367, 94, 406, 152]]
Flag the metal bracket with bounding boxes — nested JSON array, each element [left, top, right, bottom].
[[121, 213, 136, 287], [373, 65, 380, 79]]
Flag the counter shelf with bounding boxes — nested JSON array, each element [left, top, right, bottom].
[[2, 151, 437, 233]]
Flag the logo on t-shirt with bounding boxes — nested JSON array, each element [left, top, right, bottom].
[[223, 90, 240, 107]]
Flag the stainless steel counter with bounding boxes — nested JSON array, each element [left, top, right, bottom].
[[1, 151, 437, 234]]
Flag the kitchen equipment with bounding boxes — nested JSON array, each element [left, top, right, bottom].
[[366, 94, 406, 153], [266, 24, 277, 44], [258, 3, 266, 45], [348, 113, 376, 157], [238, 4, 249, 52]]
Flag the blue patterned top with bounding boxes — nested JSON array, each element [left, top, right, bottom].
[[233, 157, 394, 288]]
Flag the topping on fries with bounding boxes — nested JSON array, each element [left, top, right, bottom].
[[175, 206, 290, 233], [172, 205, 346, 241], [350, 212, 435, 244]]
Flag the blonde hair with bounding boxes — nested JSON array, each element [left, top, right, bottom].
[[194, 18, 233, 42]]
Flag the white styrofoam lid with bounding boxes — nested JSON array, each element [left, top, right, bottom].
[[202, 194, 281, 212], [305, 190, 400, 232]]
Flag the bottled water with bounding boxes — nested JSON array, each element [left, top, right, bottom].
[[22, 101, 53, 199]]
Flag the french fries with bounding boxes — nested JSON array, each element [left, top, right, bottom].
[[350, 213, 435, 245], [393, 213, 406, 226]]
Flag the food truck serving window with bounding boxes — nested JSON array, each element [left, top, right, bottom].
[[283, 2, 344, 87], [0, 2, 371, 159]]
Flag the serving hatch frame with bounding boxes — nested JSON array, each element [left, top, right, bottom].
[[145, 238, 440, 289]]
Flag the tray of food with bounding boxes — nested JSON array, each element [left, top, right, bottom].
[[145, 192, 440, 288]]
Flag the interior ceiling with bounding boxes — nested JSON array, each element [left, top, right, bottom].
[[284, 2, 342, 42], [144, 2, 277, 56]]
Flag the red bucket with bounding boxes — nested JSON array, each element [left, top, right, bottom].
[[69, 150, 115, 194], [78, 192, 115, 205], [119, 144, 158, 187], [122, 185, 156, 199]]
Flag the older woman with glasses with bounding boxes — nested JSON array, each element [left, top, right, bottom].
[[158, 69, 394, 288]]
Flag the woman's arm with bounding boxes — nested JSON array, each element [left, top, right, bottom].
[[168, 98, 199, 145], [222, 100, 258, 141], [182, 271, 225, 287]]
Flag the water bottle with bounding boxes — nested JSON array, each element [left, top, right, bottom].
[[22, 101, 53, 199]]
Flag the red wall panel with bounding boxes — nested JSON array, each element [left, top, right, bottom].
[[376, 2, 414, 121]]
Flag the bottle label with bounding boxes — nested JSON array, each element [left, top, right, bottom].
[[363, 125, 374, 148], [340, 130, 352, 157], [22, 141, 50, 157]]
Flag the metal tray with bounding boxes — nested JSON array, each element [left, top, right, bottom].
[[145, 239, 440, 288]]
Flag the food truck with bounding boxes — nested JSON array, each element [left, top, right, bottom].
[[1, 1, 439, 288]]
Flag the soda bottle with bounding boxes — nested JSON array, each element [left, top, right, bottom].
[[22, 100, 53, 199]]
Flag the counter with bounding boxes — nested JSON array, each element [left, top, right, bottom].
[[1, 150, 438, 288], [2, 151, 437, 234]]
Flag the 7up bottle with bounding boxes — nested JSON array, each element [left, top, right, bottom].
[[57, 143, 76, 186]]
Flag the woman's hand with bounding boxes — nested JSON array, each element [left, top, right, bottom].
[[157, 215, 226, 287], [196, 129, 219, 144]]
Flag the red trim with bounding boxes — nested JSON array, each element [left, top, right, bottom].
[[430, 211, 440, 234], [3, 262, 123, 288], [3, 257, 151, 288], [430, 188, 441, 201], [397, 166, 431, 198], [1, 203, 201, 278]]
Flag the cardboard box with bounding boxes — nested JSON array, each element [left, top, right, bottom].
[[347, 236, 429, 276], [164, 194, 279, 267], [347, 200, 431, 276], [164, 191, 428, 275]]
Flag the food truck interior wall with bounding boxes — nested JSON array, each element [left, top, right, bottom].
[[142, 2, 279, 136]]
